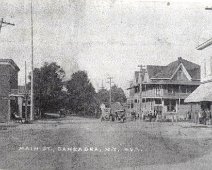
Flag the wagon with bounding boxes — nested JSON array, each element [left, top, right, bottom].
[[115, 110, 126, 122]]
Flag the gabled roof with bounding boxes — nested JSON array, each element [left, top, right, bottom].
[[196, 38, 212, 50], [146, 57, 200, 80]]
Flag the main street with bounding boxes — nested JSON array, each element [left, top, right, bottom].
[[0, 117, 212, 170]]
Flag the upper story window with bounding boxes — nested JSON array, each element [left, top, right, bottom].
[[155, 85, 161, 96], [177, 67, 183, 80], [134, 86, 140, 93], [168, 86, 174, 94]]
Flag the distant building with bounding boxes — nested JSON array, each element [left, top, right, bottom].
[[0, 59, 29, 122], [128, 57, 201, 119]]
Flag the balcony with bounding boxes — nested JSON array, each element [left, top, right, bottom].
[[142, 89, 191, 99]]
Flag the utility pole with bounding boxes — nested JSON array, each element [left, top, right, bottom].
[[138, 65, 145, 116], [101, 80, 105, 90], [107, 77, 113, 109], [0, 18, 15, 33], [30, 0, 34, 121], [25, 61, 28, 122]]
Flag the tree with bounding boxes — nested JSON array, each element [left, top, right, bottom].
[[66, 71, 98, 116], [29, 62, 65, 117], [97, 84, 127, 105], [111, 85, 127, 103], [96, 88, 109, 106]]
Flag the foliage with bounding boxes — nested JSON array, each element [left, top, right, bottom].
[[66, 71, 98, 116], [29, 62, 65, 117], [111, 85, 127, 103], [97, 84, 127, 105]]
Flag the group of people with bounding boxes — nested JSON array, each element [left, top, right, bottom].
[[141, 110, 159, 122], [191, 109, 212, 125]]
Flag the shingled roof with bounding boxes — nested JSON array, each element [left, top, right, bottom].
[[146, 57, 200, 80]]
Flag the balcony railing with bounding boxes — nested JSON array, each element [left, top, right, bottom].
[[142, 90, 190, 99]]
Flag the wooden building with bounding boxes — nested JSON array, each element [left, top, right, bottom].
[[185, 38, 212, 112], [128, 57, 201, 119]]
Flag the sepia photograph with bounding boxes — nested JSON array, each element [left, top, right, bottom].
[[0, 0, 212, 169]]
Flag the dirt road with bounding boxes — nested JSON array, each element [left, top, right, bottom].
[[0, 116, 212, 170]]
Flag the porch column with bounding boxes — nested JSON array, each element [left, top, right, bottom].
[[162, 99, 164, 117], [176, 99, 178, 113], [7, 98, 11, 121]]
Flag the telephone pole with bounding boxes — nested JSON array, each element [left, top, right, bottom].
[[0, 18, 15, 33], [25, 61, 28, 122], [138, 65, 146, 115], [30, 0, 34, 121], [107, 77, 113, 109], [100, 80, 105, 90]]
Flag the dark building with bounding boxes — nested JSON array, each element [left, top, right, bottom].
[[0, 59, 20, 122], [128, 57, 201, 119]]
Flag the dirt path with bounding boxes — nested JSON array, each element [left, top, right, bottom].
[[0, 117, 211, 170]]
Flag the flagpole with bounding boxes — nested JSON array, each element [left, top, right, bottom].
[[30, 0, 34, 121]]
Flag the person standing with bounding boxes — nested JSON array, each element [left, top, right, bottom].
[[202, 109, 207, 125]]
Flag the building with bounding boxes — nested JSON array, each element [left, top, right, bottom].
[[185, 39, 212, 111], [0, 59, 28, 122], [128, 57, 201, 119]]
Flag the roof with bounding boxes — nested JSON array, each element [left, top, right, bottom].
[[147, 57, 200, 80], [0, 59, 20, 71], [142, 80, 201, 85], [196, 38, 212, 50], [185, 82, 212, 102]]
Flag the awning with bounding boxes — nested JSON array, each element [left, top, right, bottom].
[[185, 82, 212, 103]]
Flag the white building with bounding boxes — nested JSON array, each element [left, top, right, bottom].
[[185, 38, 212, 110]]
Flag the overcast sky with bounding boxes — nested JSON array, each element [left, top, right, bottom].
[[1, 0, 212, 95]]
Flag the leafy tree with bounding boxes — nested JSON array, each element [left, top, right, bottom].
[[111, 85, 127, 103], [66, 71, 98, 116], [97, 84, 127, 105], [29, 62, 65, 117], [96, 88, 109, 106]]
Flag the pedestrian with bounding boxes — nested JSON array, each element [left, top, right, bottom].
[[198, 111, 201, 124], [194, 110, 198, 124], [202, 109, 207, 125], [149, 111, 152, 122]]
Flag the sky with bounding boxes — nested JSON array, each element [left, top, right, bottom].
[[1, 0, 212, 96]]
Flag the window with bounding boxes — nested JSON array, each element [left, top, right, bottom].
[[168, 86, 173, 94], [134, 99, 137, 103], [181, 85, 187, 93], [180, 99, 184, 105], [135, 86, 140, 93], [155, 85, 161, 96], [177, 67, 183, 80], [164, 99, 176, 112], [131, 100, 134, 108], [155, 99, 162, 104]]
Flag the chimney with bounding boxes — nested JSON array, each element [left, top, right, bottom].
[[178, 57, 182, 63]]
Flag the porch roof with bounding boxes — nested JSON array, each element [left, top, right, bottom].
[[185, 82, 212, 102]]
